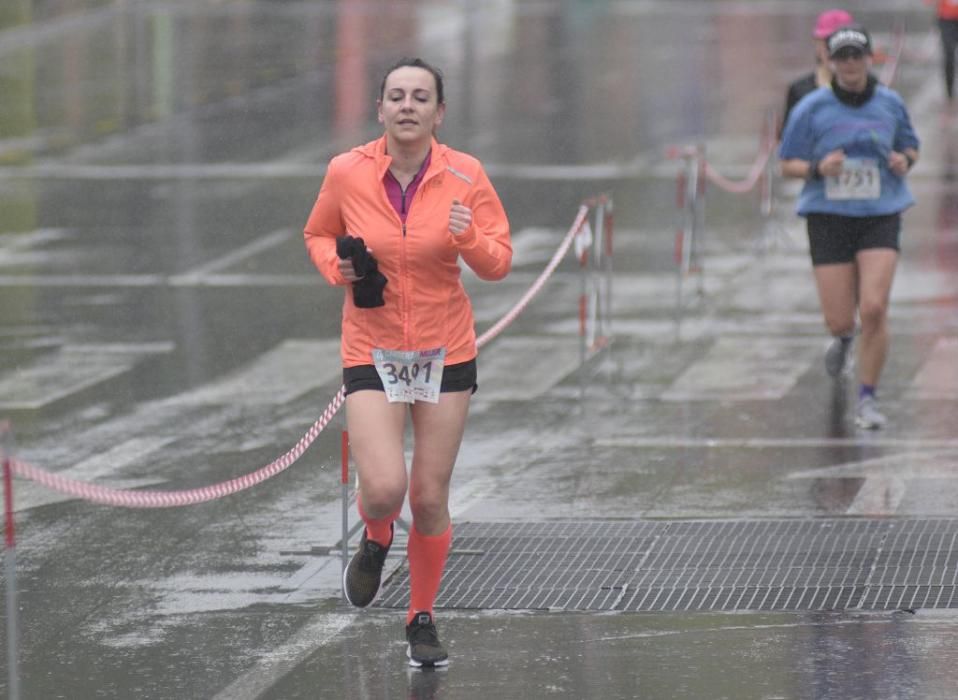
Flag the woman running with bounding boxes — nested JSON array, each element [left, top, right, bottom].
[[779, 24, 920, 429], [304, 57, 512, 666]]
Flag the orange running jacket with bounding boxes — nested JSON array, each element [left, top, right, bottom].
[[304, 135, 512, 368]]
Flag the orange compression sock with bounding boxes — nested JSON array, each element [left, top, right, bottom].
[[357, 496, 398, 547], [406, 523, 452, 624]]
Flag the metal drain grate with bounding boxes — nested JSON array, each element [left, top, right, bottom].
[[376, 519, 958, 612]]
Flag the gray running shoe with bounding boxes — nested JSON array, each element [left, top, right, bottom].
[[824, 337, 852, 378], [406, 612, 449, 667], [855, 396, 887, 430], [343, 527, 391, 608]]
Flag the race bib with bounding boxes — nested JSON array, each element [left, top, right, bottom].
[[372, 347, 446, 404], [825, 158, 880, 200]]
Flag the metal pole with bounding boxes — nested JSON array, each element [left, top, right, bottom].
[[578, 247, 587, 402], [578, 218, 589, 369], [592, 200, 605, 349], [674, 156, 689, 325], [602, 198, 614, 345], [693, 143, 707, 297], [340, 430, 349, 601], [760, 108, 775, 220], [2, 422, 21, 700]]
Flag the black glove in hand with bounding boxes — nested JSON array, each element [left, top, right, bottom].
[[336, 235, 387, 308]]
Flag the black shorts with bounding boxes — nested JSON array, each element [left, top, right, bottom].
[[343, 358, 478, 396], [806, 213, 901, 266]]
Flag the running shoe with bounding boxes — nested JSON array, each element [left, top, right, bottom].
[[343, 527, 392, 608], [406, 612, 449, 667], [824, 336, 852, 378], [855, 396, 887, 430]]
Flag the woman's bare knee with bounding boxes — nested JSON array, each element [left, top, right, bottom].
[[858, 299, 888, 331], [408, 483, 449, 522], [359, 474, 407, 515], [823, 316, 855, 337]]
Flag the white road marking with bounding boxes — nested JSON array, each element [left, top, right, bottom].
[[787, 451, 958, 516], [476, 335, 582, 401], [0, 274, 165, 287], [0, 228, 72, 259], [0, 343, 173, 410], [0, 273, 316, 287], [596, 437, 958, 449], [162, 339, 341, 406], [0, 154, 652, 182], [662, 337, 821, 400], [168, 228, 294, 284], [907, 337, 958, 399], [209, 613, 354, 700]]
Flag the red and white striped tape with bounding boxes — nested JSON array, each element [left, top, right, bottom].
[[6, 202, 594, 508], [476, 204, 587, 348], [9, 388, 345, 508]]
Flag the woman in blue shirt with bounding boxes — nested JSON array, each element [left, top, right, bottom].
[[779, 24, 920, 430]]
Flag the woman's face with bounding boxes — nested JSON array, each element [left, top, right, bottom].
[[830, 50, 870, 90], [378, 66, 445, 147]]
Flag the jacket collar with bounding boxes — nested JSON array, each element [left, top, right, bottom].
[[358, 135, 448, 181]]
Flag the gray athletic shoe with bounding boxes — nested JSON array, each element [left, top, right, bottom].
[[824, 337, 852, 378], [343, 527, 392, 608], [855, 396, 886, 430]]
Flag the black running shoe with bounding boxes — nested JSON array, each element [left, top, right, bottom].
[[342, 527, 391, 608], [406, 612, 449, 667]]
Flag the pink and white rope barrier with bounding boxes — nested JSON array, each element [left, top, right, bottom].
[[4, 202, 595, 509], [8, 388, 345, 508], [477, 204, 588, 348]]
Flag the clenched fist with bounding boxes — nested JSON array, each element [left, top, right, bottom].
[[449, 199, 472, 236]]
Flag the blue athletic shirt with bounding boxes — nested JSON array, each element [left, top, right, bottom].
[[778, 83, 920, 217]]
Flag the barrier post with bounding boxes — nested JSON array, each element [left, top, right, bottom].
[[598, 196, 614, 345], [760, 108, 776, 220], [757, 107, 777, 254], [574, 209, 593, 370], [340, 429, 349, 591], [590, 198, 605, 351], [692, 143, 707, 297], [1, 421, 21, 700], [674, 148, 695, 321], [605, 199, 614, 340]]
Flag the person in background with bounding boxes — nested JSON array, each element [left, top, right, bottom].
[[780, 9, 855, 137], [303, 57, 511, 667], [926, 0, 958, 103], [778, 25, 920, 430]]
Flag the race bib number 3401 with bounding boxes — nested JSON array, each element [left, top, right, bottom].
[[372, 347, 446, 404]]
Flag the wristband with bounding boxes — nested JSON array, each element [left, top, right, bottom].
[[806, 160, 822, 181]]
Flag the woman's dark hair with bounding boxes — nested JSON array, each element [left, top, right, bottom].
[[379, 57, 444, 104]]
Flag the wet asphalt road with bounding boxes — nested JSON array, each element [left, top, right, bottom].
[[2, 1, 958, 698]]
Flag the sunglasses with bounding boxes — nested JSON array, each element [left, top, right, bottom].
[[831, 47, 866, 61]]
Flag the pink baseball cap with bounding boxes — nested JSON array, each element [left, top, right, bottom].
[[813, 9, 854, 39]]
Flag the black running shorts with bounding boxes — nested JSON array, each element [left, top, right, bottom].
[[806, 212, 901, 266], [343, 358, 478, 396]]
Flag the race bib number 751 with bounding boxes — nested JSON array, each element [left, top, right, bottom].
[[825, 158, 880, 200], [372, 347, 446, 403]]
